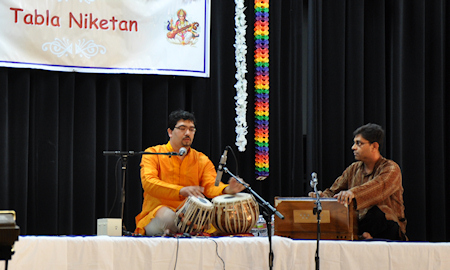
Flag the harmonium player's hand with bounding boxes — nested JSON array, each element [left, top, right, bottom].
[[308, 190, 323, 198]]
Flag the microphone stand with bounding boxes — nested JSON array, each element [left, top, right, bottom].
[[103, 150, 180, 235], [311, 177, 322, 270], [223, 167, 284, 270], [119, 154, 129, 234]]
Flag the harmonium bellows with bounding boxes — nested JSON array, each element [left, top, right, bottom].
[[274, 197, 358, 240]]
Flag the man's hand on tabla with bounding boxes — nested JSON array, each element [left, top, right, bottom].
[[223, 177, 246, 194], [180, 186, 205, 198]]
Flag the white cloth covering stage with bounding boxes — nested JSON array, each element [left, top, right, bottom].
[[2, 235, 450, 269]]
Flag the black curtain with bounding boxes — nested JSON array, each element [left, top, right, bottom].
[[1, 0, 448, 242], [307, 0, 449, 242]]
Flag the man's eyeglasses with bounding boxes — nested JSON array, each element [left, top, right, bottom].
[[353, 140, 371, 147], [174, 125, 197, 133]]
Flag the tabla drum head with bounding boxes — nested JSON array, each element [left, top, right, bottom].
[[190, 196, 213, 207], [212, 193, 253, 204]]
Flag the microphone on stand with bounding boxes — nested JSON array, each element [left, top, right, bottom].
[[215, 149, 228, 186], [310, 171, 322, 270], [103, 150, 184, 156], [179, 147, 187, 156], [310, 172, 318, 188], [103, 151, 138, 156]]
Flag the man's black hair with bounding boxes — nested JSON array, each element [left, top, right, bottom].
[[168, 110, 196, 129], [353, 123, 385, 150]]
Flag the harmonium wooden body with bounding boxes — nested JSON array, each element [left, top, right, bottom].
[[274, 197, 358, 240]]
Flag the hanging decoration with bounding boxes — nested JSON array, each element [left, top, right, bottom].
[[254, 0, 269, 180], [234, 0, 249, 152]]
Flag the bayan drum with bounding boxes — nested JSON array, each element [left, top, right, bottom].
[[175, 196, 214, 233], [212, 193, 259, 234]]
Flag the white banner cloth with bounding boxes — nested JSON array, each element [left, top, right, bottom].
[[0, 0, 210, 77], [2, 236, 450, 269]]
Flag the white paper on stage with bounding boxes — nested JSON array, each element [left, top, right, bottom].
[[0, 0, 210, 77]]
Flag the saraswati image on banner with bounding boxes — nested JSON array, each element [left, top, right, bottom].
[[0, 0, 211, 77], [167, 9, 199, 46]]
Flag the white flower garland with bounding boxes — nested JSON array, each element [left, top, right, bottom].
[[234, 0, 248, 152]]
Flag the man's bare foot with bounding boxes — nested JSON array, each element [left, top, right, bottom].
[[360, 232, 373, 239], [163, 228, 176, 236]]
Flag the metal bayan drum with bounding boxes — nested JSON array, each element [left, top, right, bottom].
[[175, 196, 213, 233], [212, 193, 259, 234]]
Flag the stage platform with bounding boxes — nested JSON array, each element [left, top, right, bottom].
[[1, 235, 450, 269]]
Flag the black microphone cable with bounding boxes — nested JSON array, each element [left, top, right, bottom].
[[226, 145, 239, 176], [107, 157, 122, 218]]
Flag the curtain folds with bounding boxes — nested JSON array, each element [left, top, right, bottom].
[[0, 0, 448, 241], [307, 0, 448, 241]]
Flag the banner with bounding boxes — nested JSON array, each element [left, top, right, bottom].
[[0, 0, 210, 77]]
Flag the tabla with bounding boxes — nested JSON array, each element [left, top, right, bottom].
[[175, 196, 213, 233], [212, 193, 259, 234]]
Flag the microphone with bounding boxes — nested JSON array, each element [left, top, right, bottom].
[[215, 149, 228, 186], [310, 172, 318, 188], [103, 151, 137, 156], [179, 147, 187, 156]]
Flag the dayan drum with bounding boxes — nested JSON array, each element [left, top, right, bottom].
[[175, 196, 214, 234], [212, 193, 259, 234]]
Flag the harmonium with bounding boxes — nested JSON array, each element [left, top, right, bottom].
[[274, 197, 358, 240]]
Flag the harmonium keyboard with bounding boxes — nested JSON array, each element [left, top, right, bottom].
[[274, 197, 358, 240]]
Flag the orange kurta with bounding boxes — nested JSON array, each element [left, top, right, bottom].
[[135, 142, 227, 235]]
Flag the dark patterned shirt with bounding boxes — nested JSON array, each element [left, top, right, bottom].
[[323, 157, 407, 234]]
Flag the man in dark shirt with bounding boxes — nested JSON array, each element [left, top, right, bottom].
[[309, 123, 407, 240]]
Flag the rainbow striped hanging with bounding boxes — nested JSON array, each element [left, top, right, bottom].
[[254, 0, 269, 180]]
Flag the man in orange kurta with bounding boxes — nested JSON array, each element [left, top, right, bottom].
[[135, 110, 246, 236]]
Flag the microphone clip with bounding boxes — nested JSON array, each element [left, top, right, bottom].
[[310, 172, 318, 189], [215, 148, 228, 186]]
